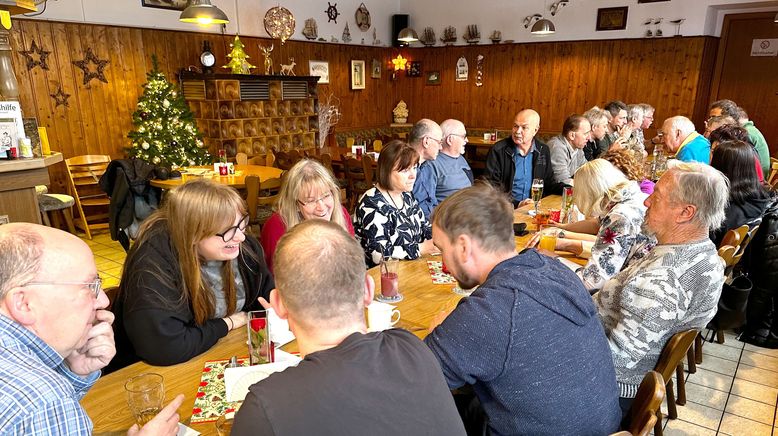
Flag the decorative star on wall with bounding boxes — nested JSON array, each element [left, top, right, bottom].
[[20, 39, 50, 71], [72, 48, 110, 88], [50, 85, 70, 108]]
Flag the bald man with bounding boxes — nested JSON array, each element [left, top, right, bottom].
[[0, 223, 183, 435], [485, 109, 562, 207]]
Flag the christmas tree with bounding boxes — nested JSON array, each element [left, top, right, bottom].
[[127, 56, 210, 167], [223, 35, 255, 74]]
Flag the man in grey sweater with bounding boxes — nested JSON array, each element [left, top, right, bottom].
[[593, 162, 727, 415]]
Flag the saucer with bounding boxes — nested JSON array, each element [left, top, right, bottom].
[[527, 209, 537, 217], [376, 293, 403, 303]]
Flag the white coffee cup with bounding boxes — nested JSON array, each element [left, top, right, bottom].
[[483, 133, 491, 141], [367, 301, 400, 331]]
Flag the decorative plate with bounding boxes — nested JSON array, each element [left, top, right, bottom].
[[355, 2, 370, 31], [264, 6, 295, 44]]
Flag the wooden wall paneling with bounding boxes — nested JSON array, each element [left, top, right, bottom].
[[691, 37, 717, 129]]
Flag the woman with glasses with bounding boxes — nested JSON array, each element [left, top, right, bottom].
[[354, 140, 434, 267], [110, 179, 273, 370], [261, 159, 354, 272]]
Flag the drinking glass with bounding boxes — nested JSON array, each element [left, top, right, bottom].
[[378, 257, 402, 302], [538, 225, 558, 252], [561, 187, 574, 223], [125, 373, 164, 427], [531, 178, 544, 215], [248, 310, 273, 365]]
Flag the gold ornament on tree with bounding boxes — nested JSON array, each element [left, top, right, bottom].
[[223, 35, 255, 74], [264, 6, 295, 44]]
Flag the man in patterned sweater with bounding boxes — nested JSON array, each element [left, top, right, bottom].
[[593, 162, 727, 416]]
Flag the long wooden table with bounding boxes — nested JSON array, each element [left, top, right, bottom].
[[81, 196, 576, 435], [149, 165, 283, 190]]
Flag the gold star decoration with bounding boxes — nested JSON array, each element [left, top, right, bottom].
[[20, 39, 50, 71], [50, 86, 70, 108], [71, 48, 110, 89]]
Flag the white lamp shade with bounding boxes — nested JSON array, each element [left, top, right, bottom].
[[531, 18, 555, 35], [397, 27, 419, 42]]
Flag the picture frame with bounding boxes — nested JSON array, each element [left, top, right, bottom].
[[370, 58, 381, 79], [596, 7, 629, 31], [637, 0, 669, 3], [140, 0, 188, 11], [308, 60, 330, 84], [426, 70, 441, 85], [351, 60, 366, 90], [406, 61, 422, 77]]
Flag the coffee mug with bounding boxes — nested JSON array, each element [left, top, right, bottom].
[[483, 133, 491, 141], [367, 301, 400, 331]]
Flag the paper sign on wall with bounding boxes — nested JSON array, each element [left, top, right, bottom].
[[750, 39, 778, 57]]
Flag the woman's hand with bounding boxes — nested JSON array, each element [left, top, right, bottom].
[[524, 226, 562, 249], [224, 312, 247, 331], [420, 239, 437, 256]]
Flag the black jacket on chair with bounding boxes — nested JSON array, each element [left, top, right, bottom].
[[99, 158, 161, 251]]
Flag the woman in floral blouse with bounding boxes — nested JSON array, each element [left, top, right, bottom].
[[354, 140, 434, 267], [530, 159, 652, 292]]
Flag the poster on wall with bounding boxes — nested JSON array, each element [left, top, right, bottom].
[[308, 60, 329, 84]]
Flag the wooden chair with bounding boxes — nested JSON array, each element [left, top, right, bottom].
[[653, 329, 698, 436], [36, 185, 76, 234], [617, 371, 666, 436], [767, 157, 778, 188], [245, 175, 282, 228], [235, 152, 248, 166], [65, 155, 112, 239], [343, 156, 373, 210], [373, 139, 383, 152], [317, 152, 348, 205], [247, 151, 276, 167], [345, 137, 356, 148]]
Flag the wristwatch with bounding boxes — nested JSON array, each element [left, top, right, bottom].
[[557, 230, 566, 239]]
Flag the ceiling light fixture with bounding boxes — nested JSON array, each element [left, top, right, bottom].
[[524, 14, 555, 35], [179, 0, 229, 25], [397, 27, 419, 45]]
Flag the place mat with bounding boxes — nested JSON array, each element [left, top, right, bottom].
[[190, 357, 249, 424], [427, 260, 456, 284]]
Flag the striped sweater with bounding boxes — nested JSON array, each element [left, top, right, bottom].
[[593, 239, 724, 398]]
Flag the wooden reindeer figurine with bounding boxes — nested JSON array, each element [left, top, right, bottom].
[[259, 43, 274, 75], [280, 58, 297, 76]]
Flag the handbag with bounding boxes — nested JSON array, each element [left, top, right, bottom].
[[707, 273, 753, 331]]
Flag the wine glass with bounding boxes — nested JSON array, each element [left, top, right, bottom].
[[531, 178, 544, 215]]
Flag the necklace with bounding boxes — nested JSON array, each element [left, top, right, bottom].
[[380, 188, 404, 209]]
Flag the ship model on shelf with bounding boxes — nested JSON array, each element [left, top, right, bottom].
[[420, 27, 436, 47], [302, 19, 318, 40], [489, 30, 502, 44], [440, 26, 457, 45], [463, 24, 480, 44]]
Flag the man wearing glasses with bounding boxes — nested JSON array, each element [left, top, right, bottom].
[[0, 223, 183, 435], [428, 119, 473, 208], [409, 118, 444, 218]]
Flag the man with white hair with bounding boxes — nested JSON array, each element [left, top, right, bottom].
[[593, 163, 727, 416], [409, 118, 444, 218], [660, 115, 711, 164], [427, 119, 473, 209]]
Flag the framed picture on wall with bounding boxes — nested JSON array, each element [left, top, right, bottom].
[[406, 61, 422, 77], [637, 0, 669, 3], [351, 60, 366, 90], [426, 71, 441, 85], [596, 7, 629, 31], [141, 0, 188, 11], [309, 60, 329, 84], [370, 58, 381, 79]]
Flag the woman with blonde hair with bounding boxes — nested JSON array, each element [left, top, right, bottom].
[[529, 159, 651, 291], [110, 178, 273, 370], [261, 159, 354, 271]]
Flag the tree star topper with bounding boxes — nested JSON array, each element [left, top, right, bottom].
[[20, 39, 50, 71], [50, 85, 70, 108], [72, 48, 110, 88], [325, 2, 340, 23]]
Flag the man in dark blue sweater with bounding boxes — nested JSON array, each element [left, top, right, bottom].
[[425, 184, 621, 436]]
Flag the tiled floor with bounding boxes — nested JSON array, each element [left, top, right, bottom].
[[77, 231, 778, 436]]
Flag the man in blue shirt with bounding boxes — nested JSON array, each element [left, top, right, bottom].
[[428, 119, 473, 209], [410, 118, 443, 218], [660, 115, 711, 164], [485, 109, 562, 207], [425, 185, 621, 435], [0, 223, 183, 435]]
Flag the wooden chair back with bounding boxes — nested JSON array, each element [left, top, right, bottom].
[[361, 154, 375, 187], [235, 152, 248, 166], [346, 137, 356, 148], [652, 328, 698, 436], [343, 156, 370, 209], [373, 139, 383, 152], [245, 175, 282, 225], [247, 151, 276, 167], [623, 371, 665, 436], [65, 154, 112, 239], [768, 157, 778, 188], [719, 222, 761, 275]]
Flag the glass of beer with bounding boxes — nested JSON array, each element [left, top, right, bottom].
[[125, 373, 164, 427], [538, 225, 557, 252], [531, 178, 544, 215]]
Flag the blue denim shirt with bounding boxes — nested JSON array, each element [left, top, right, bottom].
[[511, 142, 535, 202]]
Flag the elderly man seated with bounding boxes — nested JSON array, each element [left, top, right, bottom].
[[547, 114, 591, 185], [593, 163, 727, 415], [659, 115, 711, 164], [0, 223, 182, 435], [232, 220, 465, 435]]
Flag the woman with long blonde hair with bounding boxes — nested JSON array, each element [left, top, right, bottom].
[[261, 159, 354, 272], [110, 178, 273, 370]]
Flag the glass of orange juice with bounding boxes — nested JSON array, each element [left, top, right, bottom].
[[538, 225, 557, 252]]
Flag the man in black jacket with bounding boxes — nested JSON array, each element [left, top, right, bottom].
[[485, 109, 564, 207]]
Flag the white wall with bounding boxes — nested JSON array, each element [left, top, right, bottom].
[[24, 0, 402, 45], [22, 0, 778, 44]]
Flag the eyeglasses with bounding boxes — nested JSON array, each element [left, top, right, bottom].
[[424, 136, 443, 145], [216, 214, 250, 242], [447, 133, 468, 141], [298, 191, 334, 209], [398, 164, 419, 174], [26, 276, 103, 299]]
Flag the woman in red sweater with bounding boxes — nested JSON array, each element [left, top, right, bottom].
[[261, 159, 355, 272]]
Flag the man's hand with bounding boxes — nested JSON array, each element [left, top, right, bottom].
[[127, 394, 185, 436], [65, 309, 116, 377], [516, 198, 533, 208]]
